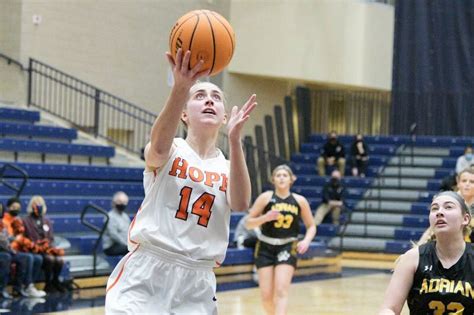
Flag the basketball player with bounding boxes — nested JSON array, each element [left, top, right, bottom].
[[105, 48, 257, 314], [418, 168, 474, 244], [378, 191, 474, 314], [246, 165, 316, 315]]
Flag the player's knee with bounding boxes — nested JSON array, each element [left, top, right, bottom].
[[274, 286, 288, 299], [261, 290, 273, 302]]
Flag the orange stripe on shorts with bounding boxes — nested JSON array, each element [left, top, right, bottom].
[[106, 245, 140, 294]]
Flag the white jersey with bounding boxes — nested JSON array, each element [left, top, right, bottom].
[[128, 138, 231, 265]]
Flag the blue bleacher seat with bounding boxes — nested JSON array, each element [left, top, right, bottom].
[[0, 138, 115, 157], [0, 107, 40, 123], [0, 122, 77, 141], [0, 162, 143, 181]]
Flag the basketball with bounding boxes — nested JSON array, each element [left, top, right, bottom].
[[169, 10, 235, 76]]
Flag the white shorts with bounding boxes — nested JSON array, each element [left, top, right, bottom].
[[105, 245, 217, 315]]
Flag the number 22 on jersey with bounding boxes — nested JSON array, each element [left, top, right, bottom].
[[175, 186, 216, 227]]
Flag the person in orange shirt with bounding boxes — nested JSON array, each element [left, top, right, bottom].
[[2, 197, 22, 236], [1, 197, 45, 297]]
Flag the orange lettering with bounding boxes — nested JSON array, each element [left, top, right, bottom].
[[189, 167, 204, 182], [220, 173, 228, 192], [204, 171, 220, 187], [169, 157, 188, 179]]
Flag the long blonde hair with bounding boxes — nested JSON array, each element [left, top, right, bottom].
[[27, 195, 47, 215]]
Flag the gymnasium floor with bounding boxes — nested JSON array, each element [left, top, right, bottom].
[[0, 267, 410, 315]]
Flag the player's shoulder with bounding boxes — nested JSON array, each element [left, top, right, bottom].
[[397, 246, 420, 270], [255, 191, 274, 203], [291, 192, 307, 203]]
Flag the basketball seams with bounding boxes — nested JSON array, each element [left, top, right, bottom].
[[187, 13, 201, 68], [202, 11, 217, 75], [169, 13, 199, 56], [169, 10, 234, 76], [209, 11, 235, 54]]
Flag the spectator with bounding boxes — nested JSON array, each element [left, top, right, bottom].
[[317, 131, 346, 176], [350, 134, 369, 177], [456, 145, 474, 175], [233, 214, 259, 249], [0, 212, 45, 298], [22, 196, 66, 293], [102, 191, 131, 256], [0, 215, 12, 299], [2, 198, 46, 298], [3, 197, 22, 236], [314, 170, 346, 226]]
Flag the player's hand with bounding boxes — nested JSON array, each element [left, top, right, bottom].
[[264, 210, 280, 222], [166, 49, 209, 89], [297, 239, 310, 254], [227, 94, 257, 142]]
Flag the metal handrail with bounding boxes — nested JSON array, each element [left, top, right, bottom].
[[0, 163, 29, 197], [338, 204, 353, 252], [80, 203, 110, 277], [0, 52, 26, 71]]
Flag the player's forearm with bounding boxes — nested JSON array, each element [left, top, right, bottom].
[[228, 139, 251, 211], [149, 85, 189, 157], [303, 225, 316, 243], [245, 216, 268, 229]]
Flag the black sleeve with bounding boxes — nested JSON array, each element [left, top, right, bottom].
[[363, 143, 369, 157], [338, 142, 345, 158], [322, 142, 330, 158], [322, 183, 330, 203]]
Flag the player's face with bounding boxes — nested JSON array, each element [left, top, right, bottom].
[[184, 83, 226, 128], [429, 195, 469, 236], [273, 170, 292, 190], [457, 172, 474, 201]]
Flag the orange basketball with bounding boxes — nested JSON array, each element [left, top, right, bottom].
[[169, 10, 235, 76]]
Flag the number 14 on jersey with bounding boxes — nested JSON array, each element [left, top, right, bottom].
[[175, 186, 216, 227]]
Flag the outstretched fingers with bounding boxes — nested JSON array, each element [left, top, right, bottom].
[[241, 94, 257, 117]]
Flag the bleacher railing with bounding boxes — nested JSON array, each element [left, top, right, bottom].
[[28, 58, 156, 155]]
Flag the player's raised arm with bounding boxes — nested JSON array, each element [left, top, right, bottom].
[[226, 94, 257, 211], [145, 49, 208, 169]]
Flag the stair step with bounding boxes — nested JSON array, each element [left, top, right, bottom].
[[372, 178, 428, 189]]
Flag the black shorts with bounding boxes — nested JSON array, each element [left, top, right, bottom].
[[254, 240, 298, 269]]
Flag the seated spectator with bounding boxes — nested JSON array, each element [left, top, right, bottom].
[[313, 170, 346, 226], [3, 197, 22, 236], [1, 213, 45, 298], [317, 131, 346, 176], [103, 191, 131, 256], [455, 145, 474, 175], [233, 214, 259, 249], [350, 134, 369, 177], [2, 198, 46, 298], [22, 196, 66, 293], [0, 216, 12, 299]]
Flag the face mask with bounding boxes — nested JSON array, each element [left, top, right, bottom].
[[33, 205, 43, 217], [9, 208, 20, 217], [115, 204, 127, 212], [466, 153, 473, 161]]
